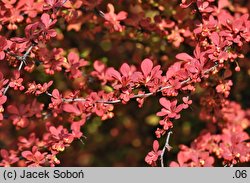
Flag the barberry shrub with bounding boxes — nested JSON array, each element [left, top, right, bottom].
[[0, 0, 250, 167]]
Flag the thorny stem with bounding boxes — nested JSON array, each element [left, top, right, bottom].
[[94, 8, 105, 18], [3, 45, 34, 95], [52, 64, 218, 104], [160, 131, 173, 167], [45, 91, 53, 97], [62, 98, 87, 102]]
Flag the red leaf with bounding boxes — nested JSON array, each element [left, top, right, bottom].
[[117, 11, 128, 20], [0, 95, 7, 105], [49, 126, 60, 136], [93, 60, 105, 72], [71, 121, 85, 138], [52, 89, 60, 98], [153, 140, 159, 152], [176, 53, 193, 61], [159, 98, 171, 110], [210, 32, 220, 46], [41, 13, 51, 28], [68, 52, 79, 64], [119, 63, 130, 77], [0, 149, 8, 159], [21, 151, 33, 160], [107, 68, 122, 81], [141, 59, 153, 77], [107, 3, 115, 13], [63, 103, 81, 115]]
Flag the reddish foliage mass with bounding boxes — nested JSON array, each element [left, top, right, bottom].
[[0, 0, 250, 167]]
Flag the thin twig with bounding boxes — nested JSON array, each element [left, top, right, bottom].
[[45, 91, 53, 97], [63, 98, 86, 102], [3, 45, 34, 95], [160, 131, 173, 167], [94, 8, 105, 18], [51, 65, 218, 104]]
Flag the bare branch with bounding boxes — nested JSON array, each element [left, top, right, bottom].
[[160, 131, 173, 167], [47, 64, 217, 104], [3, 45, 34, 95]]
